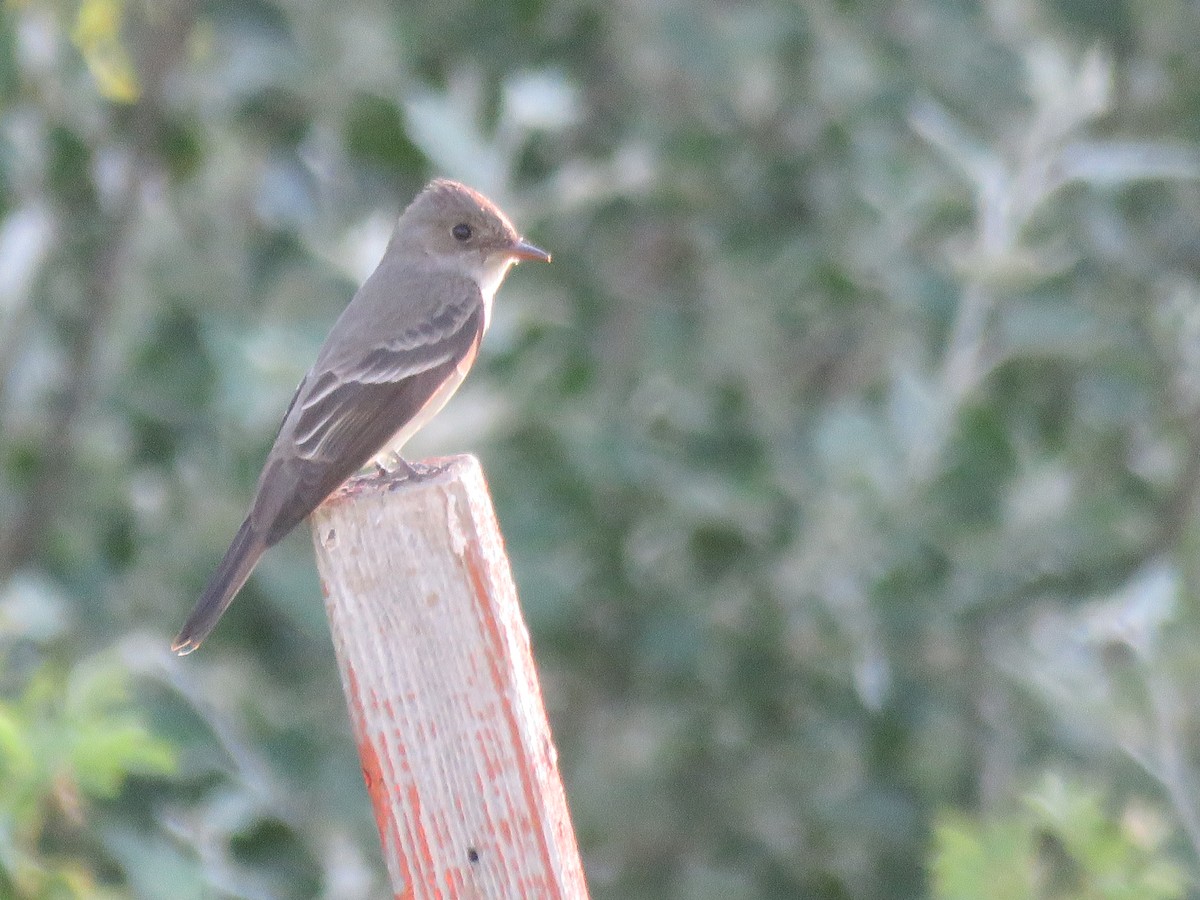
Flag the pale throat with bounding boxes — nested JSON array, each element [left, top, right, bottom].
[[476, 254, 518, 331]]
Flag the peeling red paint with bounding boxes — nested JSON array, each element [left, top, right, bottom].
[[325, 466, 584, 898], [348, 666, 416, 898], [462, 540, 563, 897], [407, 781, 443, 896]]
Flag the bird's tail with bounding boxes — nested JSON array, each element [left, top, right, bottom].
[[172, 518, 268, 655]]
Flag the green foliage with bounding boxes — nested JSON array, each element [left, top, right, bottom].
[[932, 775, 1185, 900], [71, 0, 138, 103], [0, 653, 174, 898], [934, 813, 1037, 900], [3, 0, 1200, 896]]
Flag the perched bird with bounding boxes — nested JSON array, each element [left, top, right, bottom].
[[172, 179, 550, 654]]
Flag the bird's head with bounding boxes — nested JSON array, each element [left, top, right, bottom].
[[399, 179, 550, 285]]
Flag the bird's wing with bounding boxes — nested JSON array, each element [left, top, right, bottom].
[[292, 289, 482, 459], [249, 280, 485, 543]]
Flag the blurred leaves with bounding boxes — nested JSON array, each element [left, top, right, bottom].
[[0, 653, 174, 899], [932, 775, 1185, 900], [71, 0, 137, 103], [1, 0, 1200, 897]]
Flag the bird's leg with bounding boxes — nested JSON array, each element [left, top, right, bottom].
[[374, 452, 448, 482]]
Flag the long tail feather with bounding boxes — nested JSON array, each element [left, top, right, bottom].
[[172, 519, 268, 655]]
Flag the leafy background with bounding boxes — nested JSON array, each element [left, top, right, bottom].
[[3, 0, 1200, 896]]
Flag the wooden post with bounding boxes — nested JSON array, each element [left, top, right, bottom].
[[310, 455, 588, 900]]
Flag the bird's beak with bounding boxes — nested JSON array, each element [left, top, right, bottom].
[[509, 238, 551, 263]]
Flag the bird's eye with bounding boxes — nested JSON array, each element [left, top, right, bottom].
[[451, 223, 472, 241]]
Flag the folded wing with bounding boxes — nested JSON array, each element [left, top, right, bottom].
[[251, 279, 485, 544]]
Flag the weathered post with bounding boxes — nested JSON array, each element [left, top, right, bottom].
[[311, 455, 587, 899]]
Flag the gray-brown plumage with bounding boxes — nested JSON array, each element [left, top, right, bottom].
[[172, 180, 549, 654]]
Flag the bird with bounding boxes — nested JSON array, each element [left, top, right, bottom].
[[172, 179, 550, 654]]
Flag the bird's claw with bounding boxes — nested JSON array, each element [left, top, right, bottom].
[[375, 455, 448, 483]]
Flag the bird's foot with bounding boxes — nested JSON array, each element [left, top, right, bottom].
[[374, 455, 448, 483]]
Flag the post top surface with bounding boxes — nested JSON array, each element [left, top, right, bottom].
[[322, 453, 482, 508]]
